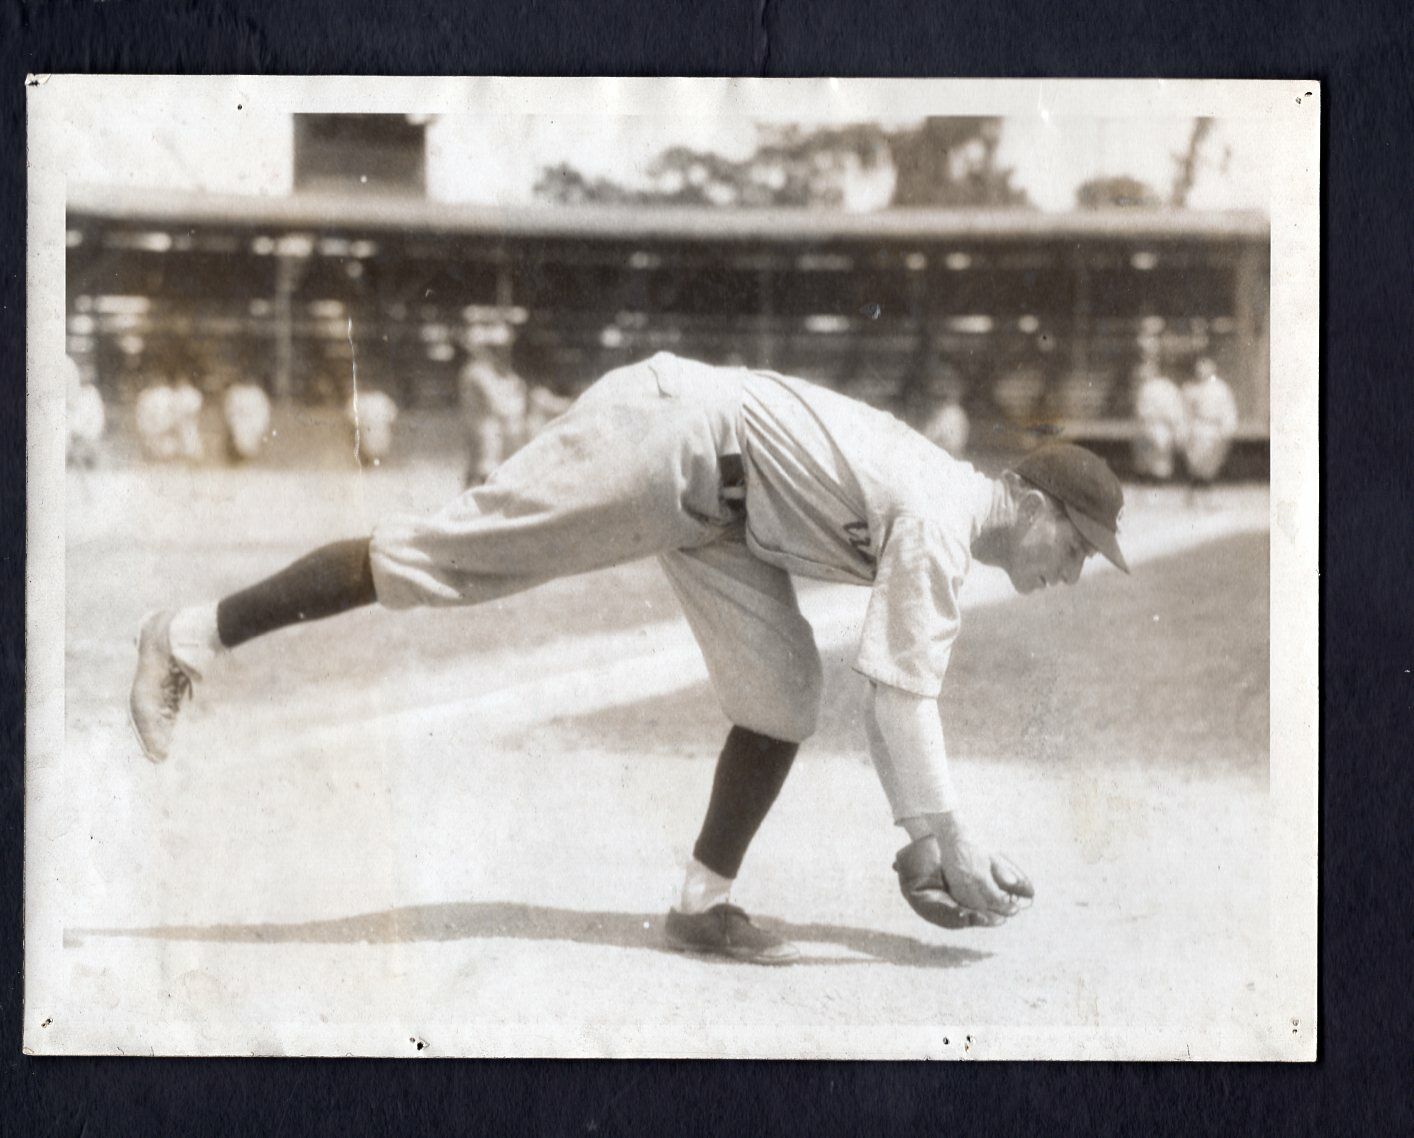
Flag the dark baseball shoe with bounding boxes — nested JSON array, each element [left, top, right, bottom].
[[128, 610, 196, 763], [664, 903, 801, 966]]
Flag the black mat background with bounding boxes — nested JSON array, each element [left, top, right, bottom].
[[3, 2, 1409, 1133]]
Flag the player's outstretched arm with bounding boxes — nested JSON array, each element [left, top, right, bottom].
[[868, 683, 1034, 926]]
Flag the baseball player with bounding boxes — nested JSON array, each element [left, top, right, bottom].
[[130, 352, 1128, 965], [172, 377, 205, 462], [135, 380, 180, 462], [922, 381, 970, 459], [223, 381, 273, 463], [1131, 359, 1187, 481], [459, 333, 529, 488], [526, 383, 574, 437], [347, 388, 398, 466], [1181, 358, 1239, 493], [65, 356, 106, 469]]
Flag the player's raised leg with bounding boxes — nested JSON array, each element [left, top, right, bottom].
[[130, 537, 378, 762], [130, 354, 741, 762]]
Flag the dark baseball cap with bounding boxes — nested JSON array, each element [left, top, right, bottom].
[[1012, 443, 1130, 574]]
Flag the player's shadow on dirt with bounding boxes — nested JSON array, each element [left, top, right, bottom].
[[67, 901, 989, 969]]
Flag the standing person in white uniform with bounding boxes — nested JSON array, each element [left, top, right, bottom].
[[65, 355, 106, 469], [1132, 359, 1187, 481], [223, 382, 273, 463], [135, 379, 180, 462], [172, 376, 205, 462], [459, 327, 529, 488], [130, 352, 1129, 965], [923, 382, 971, 458], [1181, 357, 1240, 492], [348, 388, 398, 466]]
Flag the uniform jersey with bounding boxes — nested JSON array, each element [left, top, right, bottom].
[[1136, 374, 1186, 428], [1181, 374, 1239, 482], [461, 361, 530, 480], [740, 370, 994, 697], [136, 385, 179, 460], [1183, 374, 1238, 433], [68, 383, 106, 444], [371, 353, 996, 741], [350, 390, 398, 461], [462, 362, 529, 424], [923, 402, 970, 457], [1133, 374, 1187, 480], [224, 384, 272, 459], [172, 382, 205, 461]]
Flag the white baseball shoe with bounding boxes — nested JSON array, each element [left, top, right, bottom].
[[128, 610, 196, 763]]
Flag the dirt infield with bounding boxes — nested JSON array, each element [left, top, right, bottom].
[[32, 463, 1281, 1058]]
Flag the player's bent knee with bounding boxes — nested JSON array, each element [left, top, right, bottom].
[[733, 655, 823, 744], [781, 643, 825, 742]]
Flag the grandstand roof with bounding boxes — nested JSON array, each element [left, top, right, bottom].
[[67, 184, 1270, 245]]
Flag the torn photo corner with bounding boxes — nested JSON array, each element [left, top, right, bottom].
[[25, 76, 1318, 1060]]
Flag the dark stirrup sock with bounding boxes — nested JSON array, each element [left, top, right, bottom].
[[216, 538, 377, 649], [691, 726, 800, 880]]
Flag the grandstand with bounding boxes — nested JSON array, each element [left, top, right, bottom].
[[65, 182, 1269, 459]]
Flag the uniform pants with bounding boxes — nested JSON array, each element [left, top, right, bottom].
[[370, 356, 823, 744]]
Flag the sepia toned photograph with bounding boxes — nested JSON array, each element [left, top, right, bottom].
[[25, 77, 1318, 1059]]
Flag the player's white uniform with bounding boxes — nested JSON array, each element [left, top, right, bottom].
[[223, 383, 272, 461], [1132, 373, 1187, 480], [924, 400, 970, 457], [460, 360, 530, 483], [65, 358, 106, 467], [349, 390, 398, 463], [136, 384, 180, 461], [1181, 372, 1239, 482], [527, 386, 573, 435], [172, 381, 205, 461], [372, 353, 992, 745]]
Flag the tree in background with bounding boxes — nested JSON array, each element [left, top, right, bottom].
[[890, 117, 1030, 208], [1074, 118, 1229, 211], [533, 118, 1031, 210], [533, 162, 638, 206], [1170, 117, 1223, 208], [1075, 174, 1164, 210]]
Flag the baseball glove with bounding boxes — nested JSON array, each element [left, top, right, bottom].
[[893, 835, 1030, 930]]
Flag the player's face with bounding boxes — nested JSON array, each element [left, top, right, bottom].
[[1006, 499, 1094, 595]]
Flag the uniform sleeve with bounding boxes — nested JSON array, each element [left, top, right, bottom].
[[853, 514, 968, 698]]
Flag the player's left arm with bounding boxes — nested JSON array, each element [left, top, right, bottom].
[[869, 684, 1035, 924], [856, 513, 1035, 926]]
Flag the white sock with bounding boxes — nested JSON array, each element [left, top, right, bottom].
[[678, 857, 733, 915], [167, 603, 223, 678]]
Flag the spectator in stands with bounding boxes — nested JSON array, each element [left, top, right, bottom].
[[1131, 357, 1188, 481], [223, 382, 273, 463]]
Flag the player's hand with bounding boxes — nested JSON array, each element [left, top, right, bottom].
[[894, 835, 1003, 929], [933, 816, 1034, 918]]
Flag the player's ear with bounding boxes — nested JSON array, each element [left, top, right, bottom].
[[1000, 469, 1040, 524], [1016, 485, 1049, 523]]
